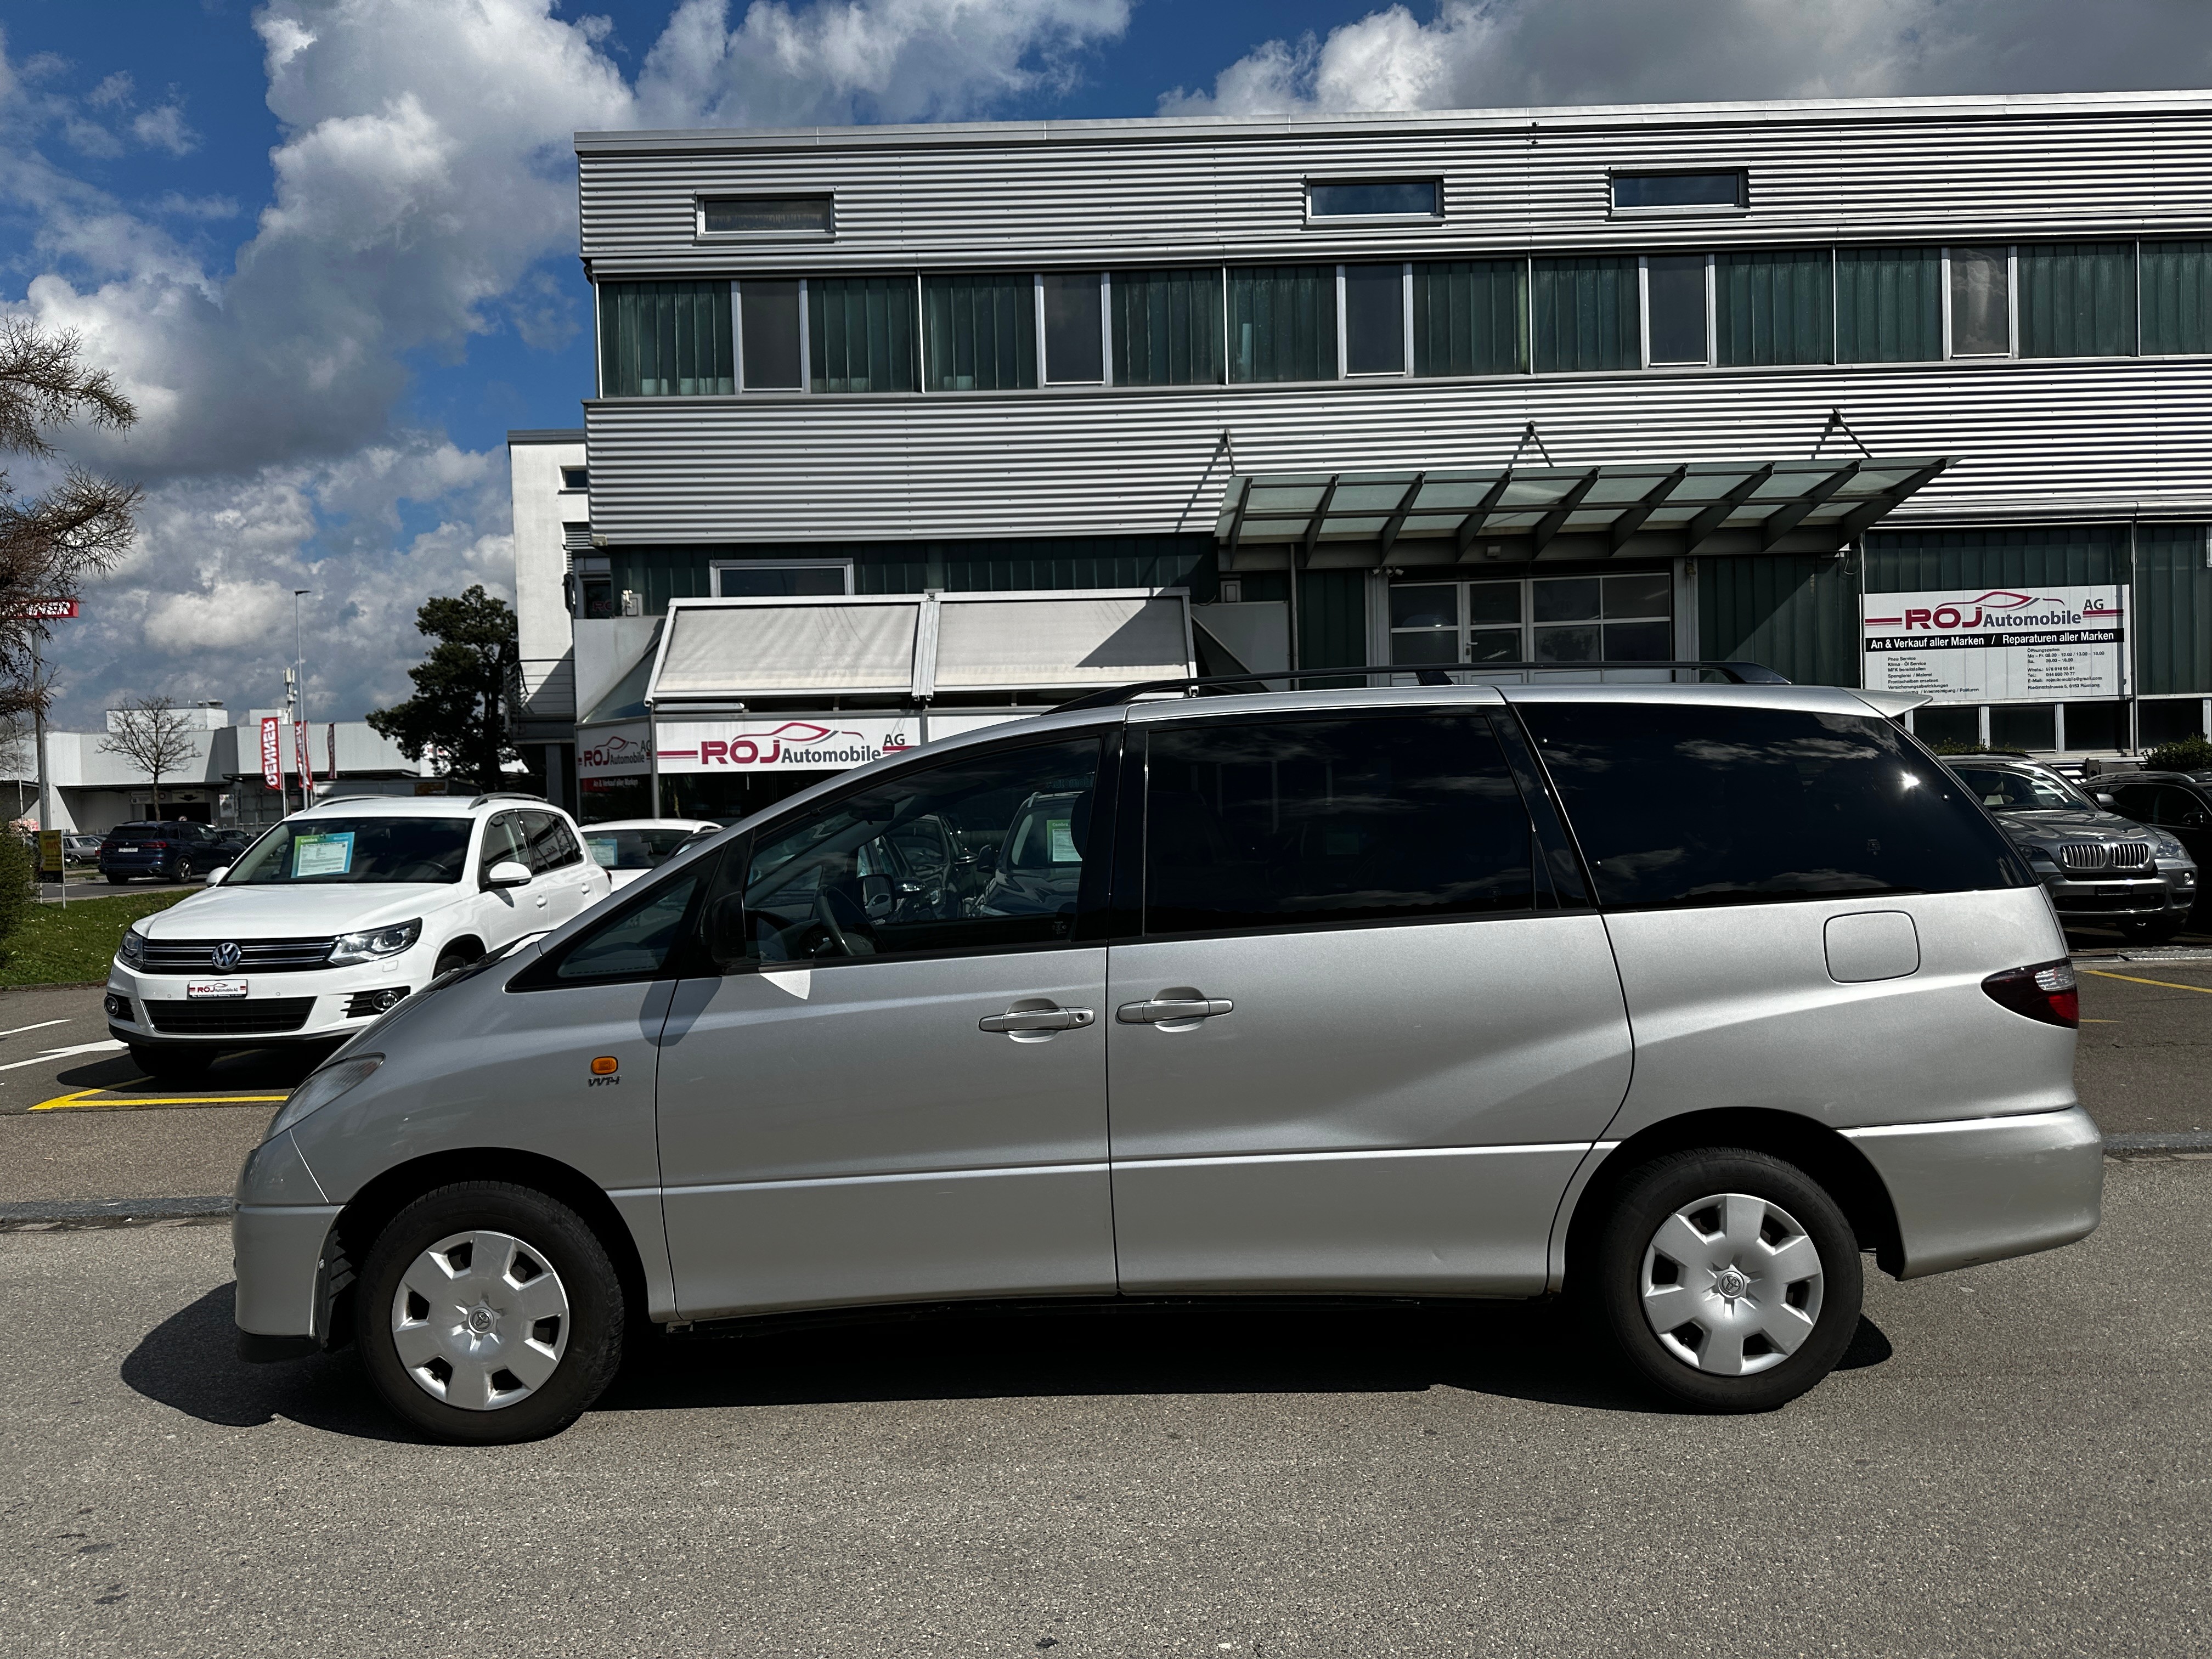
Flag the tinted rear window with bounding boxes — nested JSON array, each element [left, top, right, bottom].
[[1521, 702, 2027, 910]]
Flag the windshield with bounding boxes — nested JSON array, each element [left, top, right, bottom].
[[225, 817, 473, 885], [1952, 765, 2093, 812], [584, 827, 702, 871]]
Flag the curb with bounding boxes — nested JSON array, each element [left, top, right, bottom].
[[0, 1195, 230, 1229]]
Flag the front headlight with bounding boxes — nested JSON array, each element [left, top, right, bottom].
[[2024, 846, 2062, 875], [117, 928, 146, 967], [266, 1054, 383, 1142], [328, 918, 421, 966]]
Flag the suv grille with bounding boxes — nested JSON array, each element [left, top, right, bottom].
[[139, 937, 337, 973], [2057, 840, 2152, 872], [143, 997, 317, 1035]]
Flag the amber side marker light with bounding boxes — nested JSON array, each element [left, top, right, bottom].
[[590, 1056, 619, 1075], [1982, 960, 2079, 1028]]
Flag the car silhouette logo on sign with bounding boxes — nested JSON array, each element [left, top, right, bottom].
[[210, 942, 242, 969]]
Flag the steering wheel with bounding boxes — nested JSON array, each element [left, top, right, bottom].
[[811, 889, 856, 958]]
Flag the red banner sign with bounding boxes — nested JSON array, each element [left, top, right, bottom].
[[10, 600, 77, 620], [326, 722, 337, 779], [295, 718, 316, 795], [259, 716, 282, 790]]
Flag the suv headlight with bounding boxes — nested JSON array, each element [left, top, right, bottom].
[[266, 1054, 383, 1142], [328, 918, 421, 966], [2023, 846, 2062, 875], [117, 927, 146, 967]]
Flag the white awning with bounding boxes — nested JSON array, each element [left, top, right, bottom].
[[646, 589, 1193, 708]]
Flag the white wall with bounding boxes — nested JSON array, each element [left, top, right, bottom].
[[509, 433, 585, 724]]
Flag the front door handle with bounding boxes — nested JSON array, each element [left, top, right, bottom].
[[979, 1006, 1096, 1033], [1116, 996, 1234, 1024]]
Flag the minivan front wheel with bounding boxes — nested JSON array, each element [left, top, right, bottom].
[[356, 1182, 626, 1443], [1591, 1148, 1863, 1413]]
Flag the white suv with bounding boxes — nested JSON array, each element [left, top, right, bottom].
[[106, 793, 611, 1077]]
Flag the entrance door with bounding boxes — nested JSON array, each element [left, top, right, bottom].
[[656, 731, 1119, 1319], [1107, 705, 1633, 1297]]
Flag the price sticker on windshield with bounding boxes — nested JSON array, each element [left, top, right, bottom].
[[291, 831, 356, 878]]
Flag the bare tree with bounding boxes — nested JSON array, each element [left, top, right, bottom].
[[0, 320, 141, 723], [100, 696, 196, 815]]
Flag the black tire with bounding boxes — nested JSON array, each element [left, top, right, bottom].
[[1586, 1147, 1863, 1413], [106, 873, 128, 885], [129, 1043, 215, 1080], [355, 1181, 625, 1444], [432, 945, 475, 977], [2118, 915, 2188, 945]]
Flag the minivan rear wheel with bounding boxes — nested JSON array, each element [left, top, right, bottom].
[[1589, 1148, 1862, 1413], [356, 1182, 626, 1444]]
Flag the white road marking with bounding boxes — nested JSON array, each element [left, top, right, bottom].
[[0, 1040, 127, 1072], [0, 1019, 70, 1040]]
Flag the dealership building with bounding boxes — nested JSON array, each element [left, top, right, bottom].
[[516, 87, 2212, 815]]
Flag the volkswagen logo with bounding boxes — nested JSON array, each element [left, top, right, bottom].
[[210, 941, 242, 970]]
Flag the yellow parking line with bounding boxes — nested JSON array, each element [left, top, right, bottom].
[[30, 1090, 289, 1111], [2080, 968, 2212, 995]]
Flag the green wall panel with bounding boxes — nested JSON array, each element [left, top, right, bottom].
[[2135, 525, 2212, 696], [1862, 525, 2121, 593], [1700, 554, 1859, 687], [1296, 570, 1370, 670]]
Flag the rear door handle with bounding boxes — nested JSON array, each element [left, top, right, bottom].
[[1116, 997, 1234, 1024], [979, 1007, 1096, 1033]]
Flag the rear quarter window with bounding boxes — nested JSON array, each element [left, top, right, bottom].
[[1520, 702, 2028, 910]]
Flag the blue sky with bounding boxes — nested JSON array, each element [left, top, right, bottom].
[[3, 0, 2208, 729]]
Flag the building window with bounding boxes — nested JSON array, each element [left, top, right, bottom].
[[739, 278, 804, 390], [1715, 249, 1833, 366], [1990, 704, 2056, 751], [922, 273, 1036, 391], [2018, 242, 2137, 358], [710, 560, 855, 597], [699, 196, 833, 236], [1412, 260, 1527, 376], [2142, 241, 2212, 355], [808, 274, 918, 393], [1387, 573, 1672, 669], [1948, 246, 2013, 357], [597, 280, 735, 397], [1307, 179, 1440, 219], [1111, 268, 1223, 386], [1533, 257, 1639, 373], [1836, 246, 1942, 363], [560, 467, 589, 490], [1643, 253, 1711, 366], [1341, 263, 1407, 376], [1229, 266, 1336, 383], [1042, 272, 1105, 383], [1612, 172, 1746, 211]]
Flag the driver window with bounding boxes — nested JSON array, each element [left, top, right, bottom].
[[738, 735, 1103, 966], [479, 814, 527, 879]]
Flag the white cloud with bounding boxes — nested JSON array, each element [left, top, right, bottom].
[[1162, 0, 2212, 116]]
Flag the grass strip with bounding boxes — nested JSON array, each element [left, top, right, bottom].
[[0, 890, 193, 986]]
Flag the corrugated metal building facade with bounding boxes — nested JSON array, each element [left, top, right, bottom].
[[565, 89, 2212, 781]]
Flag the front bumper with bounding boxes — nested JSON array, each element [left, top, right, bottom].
[[2042, 870, 2194, 920], [1844, 1104, 2103, 1279], [106, 958, 419, 1046]]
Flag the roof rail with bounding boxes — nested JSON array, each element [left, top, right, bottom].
[[1051, 660, 1790, 715], [304, 794, 386, 808], [466, 790, 549, 809]]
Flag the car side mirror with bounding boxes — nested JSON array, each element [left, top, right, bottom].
[[204, 865, 230, 886], [2095, 792, 2118, 809], [972, 845, 998, 874], [703, 892, 748, 970], [486, 859, 532, 889]]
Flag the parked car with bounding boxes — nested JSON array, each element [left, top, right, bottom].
[[578, 819, 720, 890], [105, 792, 612, 1079], [99, 820, 234, 884], [2102, 770, 2212, 924], [1945, 757, 2199, 942], [63, 833, 103, 864], [230, 684, 2101, 1444]]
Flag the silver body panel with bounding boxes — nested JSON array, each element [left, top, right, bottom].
[[1844, 1107, 2103, 1278]]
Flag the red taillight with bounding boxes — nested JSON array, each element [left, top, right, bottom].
[[142, 839, 167, 849], [1982, 959, 2079, 1028]]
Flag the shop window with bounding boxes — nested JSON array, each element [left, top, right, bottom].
[[2140, 698, 2207, 747], [1612, 172, 1745, 211], [2018, 243, 2136, 359], [1990, 704, 2056, 751], [1343, 263, 1407, 375], [1836, 246, 1943, 363], [1912, 706, 1980, 748], [1948, 247, 2012, 357], [598, 280, 735, 397], [700, 196, 832, 236], [809, 275, 918, 393], [1387, 573, 1668, 669], [1644, 254, 1711, 365], [1533, 257, 1639, 373], [1716, 249, 1833, 366], [740, 278, 803, 390], [1111, 268, 1223, 387], [2062, 701, 2127, 752], [2141, 242, 2212, 356], [1412, 259, 1527, 376], [1228, 266, 1336, 383], [1042, 272, 1104, 383], [1307, 179, 1440, 219], [922, 273, 1037, 391], [710, 560, 853, 597], [1142, 714, 1533, 938]]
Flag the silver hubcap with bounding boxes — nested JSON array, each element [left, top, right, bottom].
[[391, 1229, 569, 1412], [1640, 1192, 1825, 1377]]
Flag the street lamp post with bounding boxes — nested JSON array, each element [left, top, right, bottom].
[[292, 589, 312, 808]]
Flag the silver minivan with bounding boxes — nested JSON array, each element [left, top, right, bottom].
[[231, 684, 2103, 1443]]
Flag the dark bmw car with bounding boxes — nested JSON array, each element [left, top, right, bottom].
[[2104, 769, 2212, 924], [99, 821, 239, 884]]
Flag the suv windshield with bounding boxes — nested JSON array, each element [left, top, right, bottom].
[[224, 817, 473, 884], [1951, 765, 2091, 812]]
